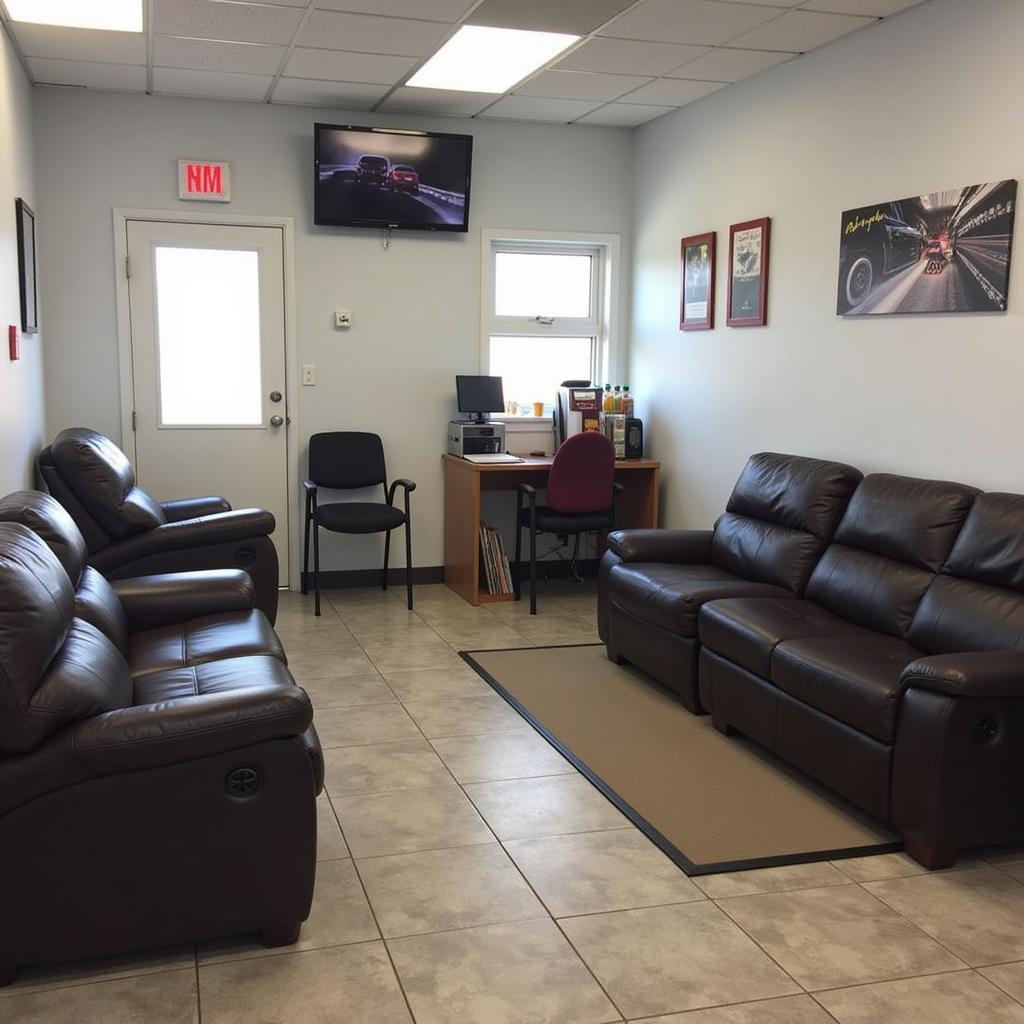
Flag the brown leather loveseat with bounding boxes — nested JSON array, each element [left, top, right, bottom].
[[600, 453, 1024, 869], [0, 490, 320, 986]]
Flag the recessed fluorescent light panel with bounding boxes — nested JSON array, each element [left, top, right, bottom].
[[408, 25, 578, 93], [4, 0, 143, 32]]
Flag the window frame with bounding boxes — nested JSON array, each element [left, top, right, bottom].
[[480, 228, 621, 422]]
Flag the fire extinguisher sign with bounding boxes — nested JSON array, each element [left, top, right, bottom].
[[177, 159, 231, 202]]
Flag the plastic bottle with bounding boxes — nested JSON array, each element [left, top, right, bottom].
[[622, 385, 634, 418], [613, 385, 622, 413], [602, 384, 614, 413]]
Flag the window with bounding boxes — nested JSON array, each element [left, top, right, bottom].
[[483, 231, 618, 416]]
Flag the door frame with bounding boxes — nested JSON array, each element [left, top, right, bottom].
[[112, 207, 301, 590]]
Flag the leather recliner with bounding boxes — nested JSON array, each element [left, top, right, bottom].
[[37, 427, 280, 623], [0, 495, 320, 985]]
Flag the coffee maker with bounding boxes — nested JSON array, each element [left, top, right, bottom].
[[553, 380, 602, 448]]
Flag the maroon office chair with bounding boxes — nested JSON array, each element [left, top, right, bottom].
[[514, 431, 622, 614]]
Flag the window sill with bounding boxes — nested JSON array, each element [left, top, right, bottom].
[[493, 416, 552, 430]]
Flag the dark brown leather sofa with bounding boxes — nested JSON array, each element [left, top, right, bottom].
[[37, 428, 280, 623], [600, 453, 1024, 868], [0, 491, 320, 986]]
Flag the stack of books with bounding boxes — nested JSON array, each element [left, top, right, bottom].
[[479, 522, 514, 595]]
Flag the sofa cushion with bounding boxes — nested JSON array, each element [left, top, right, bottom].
[[944, 492, 1024, 592], [772, 635, 923, 743], [128, 610, 286, 678], [132, 654, 296, 705], [699, 597, 871, 678], [75, 565, 130, 655], [710, 515, 825, 594], [608, 562, 791, 637]]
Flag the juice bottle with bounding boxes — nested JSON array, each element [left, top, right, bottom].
[[602, 384, 614, 413], [613, 385, 622, 413], [622, 385, 634, 418]]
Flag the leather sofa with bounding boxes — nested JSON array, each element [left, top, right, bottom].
[[0, 490, 320, 985], [37, 427, 280, 623], [600, 453, 1024, 869]]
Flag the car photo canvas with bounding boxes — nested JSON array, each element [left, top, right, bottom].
[[837, 179, 1017, 315]]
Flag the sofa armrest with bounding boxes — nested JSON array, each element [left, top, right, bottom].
[[607, 529, 714, 564], [111, 569, 256, 631], [900, 652, 1024, 698], [160, 496, 232, 522]]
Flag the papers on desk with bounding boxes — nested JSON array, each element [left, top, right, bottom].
[[463, 453, 523, 464]]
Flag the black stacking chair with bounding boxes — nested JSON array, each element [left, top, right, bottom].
[[302, 432, 416, 616]]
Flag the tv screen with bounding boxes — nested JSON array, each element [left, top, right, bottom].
[[314, 123, 473, 233], [456, 375, 504, 414]]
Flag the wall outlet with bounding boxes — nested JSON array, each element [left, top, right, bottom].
[[302, 364, 316, 386], [334, 310, 352, 329]]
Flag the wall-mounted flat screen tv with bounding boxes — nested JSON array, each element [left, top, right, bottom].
[[314, 123, 473, 233]]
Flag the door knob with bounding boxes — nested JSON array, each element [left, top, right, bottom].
[[269, 390, 282, 402], [270, 415, 284, 427]]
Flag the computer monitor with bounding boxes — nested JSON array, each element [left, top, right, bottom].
[[456, 375, 504, 423]]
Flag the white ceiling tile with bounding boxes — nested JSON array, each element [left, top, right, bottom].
[[621, 77, 725, 105], [12, 23, 146, 63], [153, 67, 274, 100], [714, 0, 802, 6], [271, 78, 389, 108], [602, 0, 778, 46], [284, 48, 416, 86], [667, 46, 795, 81], [800, 0, 921, 14], [481, 95, 602, 122], [315, 0, 476, 21], [556, 37, 712, 76], [154, 36, 286, 75], [729, 9, 874, 50], [297, 10, 449, 56], [576, 102, 675, 126], [515, 69, 652, 102], [238, 0, 308, 5], [380, 86, 494, 116], [154, 0, 303, 46], [28, 58, 146, 91], [468, 0, 636, 34]]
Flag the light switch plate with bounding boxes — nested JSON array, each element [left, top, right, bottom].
[[302, 364, 316, 386], [335, 310, 352, 329]]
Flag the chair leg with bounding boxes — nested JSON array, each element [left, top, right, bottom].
[[405, 521, 413, 611], [302, 510, 311, 595], [529, 514, 537, 615], [513, 520, 523, 600], [382, 529, 392, 591], [313, 521, 321, 617]]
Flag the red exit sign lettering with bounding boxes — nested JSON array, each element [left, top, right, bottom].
[[177, 159, 231, 202]]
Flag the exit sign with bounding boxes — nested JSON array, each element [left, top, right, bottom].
[[178, 159, 231, 202]]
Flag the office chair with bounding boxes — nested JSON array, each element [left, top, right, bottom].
[[514, 430, 621, 614], [302, 432, 416, 616]]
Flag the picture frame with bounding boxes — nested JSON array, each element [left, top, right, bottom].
[[727, 217, 770, 327], [15, 198, 37, 335], [679, 231, 716, 330]]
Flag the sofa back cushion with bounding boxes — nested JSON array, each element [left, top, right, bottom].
[[806, 474, 977, 638], [50, 428, 166, 540], [0, 489, 88, 585], [910, 492, 1024, 653], [710, 453, 862, 593]]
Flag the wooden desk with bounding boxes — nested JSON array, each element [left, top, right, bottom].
[[442, 453, 661, 606]]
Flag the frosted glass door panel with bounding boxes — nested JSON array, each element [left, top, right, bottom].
[[154, 246, 263, 426]]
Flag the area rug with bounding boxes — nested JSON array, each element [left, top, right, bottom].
[[463, 644, 900, 875]]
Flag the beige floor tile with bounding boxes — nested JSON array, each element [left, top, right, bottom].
[[276, 623, 356, 649], [865, 866, 1024, 967], [0, 969, 198, 1022], [313, 702, 422, 748], [506, 829, 703, 917], [300, 673, 396, 709], [631, 994, 836, 1023], [317, 792, 350, 860], [402, 694, 530, 739], [981, 960, 1024, 1003], [562, 902, 799, 1019], [198, 859, 378, 964], [199, 942, 412, 1023], [384, 666, 492, 701], [2, 945, 195, 995], [334, 784, 494, 857], [357, 843, 545, 937], [348, 621, 444, 647], [833, 850, 980, 882], [415, 605, 499, 627], [324, 739, 452, 796], [464, 774, 629, 840], [509, 612, 600, 643], [335, 605, 425, 629], [388, 918, 618, 1024], [287, 646, 378, 680], [362, 635, 453, 661], [816, 970, 1024, 1023], [718, 884, 964, 991], [694, 861, 853, 899], [430, 622, 528, 648], [431, 729, 573, 783], [368, 644, 468, 675]]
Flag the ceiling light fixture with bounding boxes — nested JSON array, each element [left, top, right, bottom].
[[4, 0, 143, 32], [408, 25, 578, 94]]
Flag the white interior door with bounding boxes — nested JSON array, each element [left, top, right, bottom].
[[126, 220, 289, 583]]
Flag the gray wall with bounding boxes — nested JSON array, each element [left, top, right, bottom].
[[630, 0, 1024, 530], [0, 32, 41, 492], [34, 90, 632, 571]]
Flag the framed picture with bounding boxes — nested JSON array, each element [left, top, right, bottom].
[[15, 198, 37, 334], [679, 231, 716, 330], [837, 179, 1017, 315], [727, 217, 770, 327]]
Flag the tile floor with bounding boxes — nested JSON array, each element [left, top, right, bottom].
[[7, 582, 1024, 1022]]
